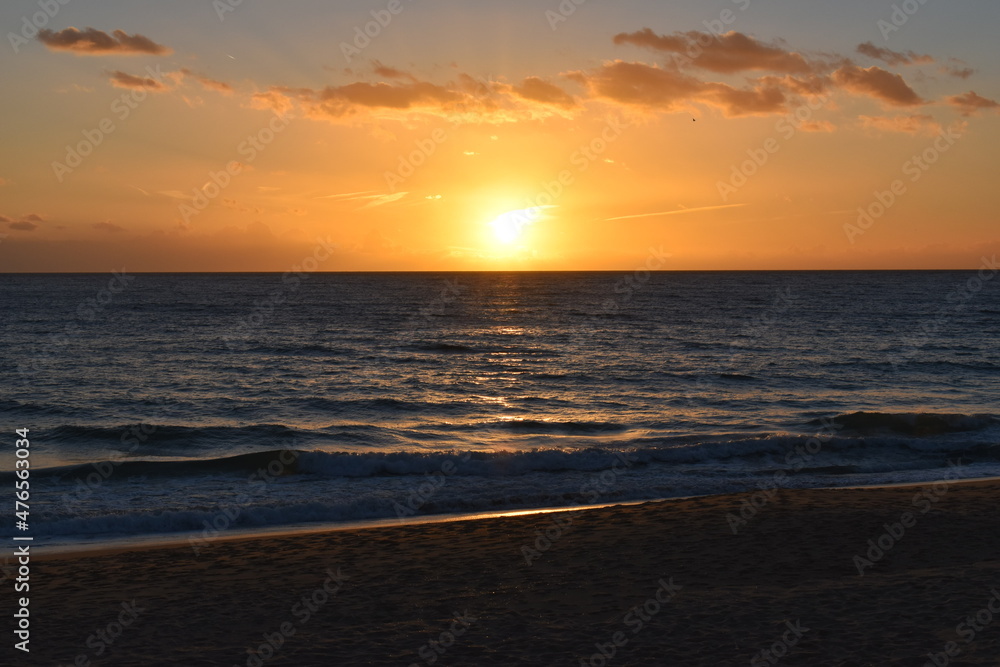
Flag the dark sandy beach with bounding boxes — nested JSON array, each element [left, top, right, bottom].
[[25, 480, 1000, 666]]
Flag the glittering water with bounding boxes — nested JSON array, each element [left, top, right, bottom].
[[2, 271, 998, 546]]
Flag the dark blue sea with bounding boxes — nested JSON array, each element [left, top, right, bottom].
[[2, 271, 998, 549]]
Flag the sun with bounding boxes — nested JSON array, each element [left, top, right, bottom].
[[488, 207, 542, 245]]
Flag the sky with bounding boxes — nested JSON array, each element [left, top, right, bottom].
[[0, 0, 998, 271]]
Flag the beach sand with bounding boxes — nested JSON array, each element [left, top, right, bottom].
[[27, 480, 1000, 666]]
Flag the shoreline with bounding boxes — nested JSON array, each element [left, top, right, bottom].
[[27, 478, 1000, 664], [33, 475, 1000, 559]]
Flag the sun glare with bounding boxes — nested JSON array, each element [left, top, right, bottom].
[[488, 207, 542, 245]]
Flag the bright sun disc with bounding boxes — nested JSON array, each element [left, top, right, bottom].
[[488, 207, 542, 244]]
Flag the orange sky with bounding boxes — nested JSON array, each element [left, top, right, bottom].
[[1, 1, 998, 271]]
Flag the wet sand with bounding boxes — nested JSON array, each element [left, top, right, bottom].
[[25, 480, 1000, 666]]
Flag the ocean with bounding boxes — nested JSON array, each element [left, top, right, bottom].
[[2, 270, 998, 550]]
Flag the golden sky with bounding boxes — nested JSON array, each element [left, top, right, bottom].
[[0, 0, 998, 271]]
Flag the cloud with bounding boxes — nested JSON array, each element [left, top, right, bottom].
[[831, 65, 923, 106], [510, 76, 576, 108], [372, 61, 413, 80], [702, 81, 787, 116], [605, 203, 748, 221], [108, 70, 167, 91], [939, 59, 974, 79], [9, 221, 38, 231], [573, 61, 703, 111], [613, 29, 814, 74], [358, 193, 408, 209], [0, 215, 10, 223], [860, 114, 942, 135], [24, 213, 45, 222], [93, 221, 125, 233], [314, 190, 408, 209], [257, 70, 574, 124], [946, 91, 1000, 117], [179, 69, 233, 95], [316, 190, 378, 201], [941, 65, 974, 79], [37, 27, 171, 56], [574, 60, 787, 117], [856, 42, 933, 66], [250, 90, 295, 115], [799, 120, 836, 133]]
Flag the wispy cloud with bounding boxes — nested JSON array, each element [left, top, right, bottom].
[[315, 190, 378, 201], [108, 70, 167, 92], [358, 192, 408, 209], [860, 114, 942, 135], [856, 42, 933, 67], [179, 69, 234, 95], [947, 91, 1000, 117], [93, 221, 125, 233], [605, 203, 748, 222]]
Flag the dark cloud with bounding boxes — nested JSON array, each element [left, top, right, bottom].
[[38, 27, 171, 56], [613, 29, 814, 74], [510, 77, 576, 108], [947, 91, 1000, 116], [108, 70, 167, 91], [179, 69, 233, 94], [856, 42, 933, 66], [372, 61, 412, 80], [576, 60, 788, 117], [832, 65, 923, 106]]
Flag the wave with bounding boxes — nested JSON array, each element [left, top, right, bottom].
[[0, 398, 81, 416], [405, 342, 478, 353], [20, 430, 1000, 485], [815, 412, 998, 437], [42, 423, 309, 450]]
